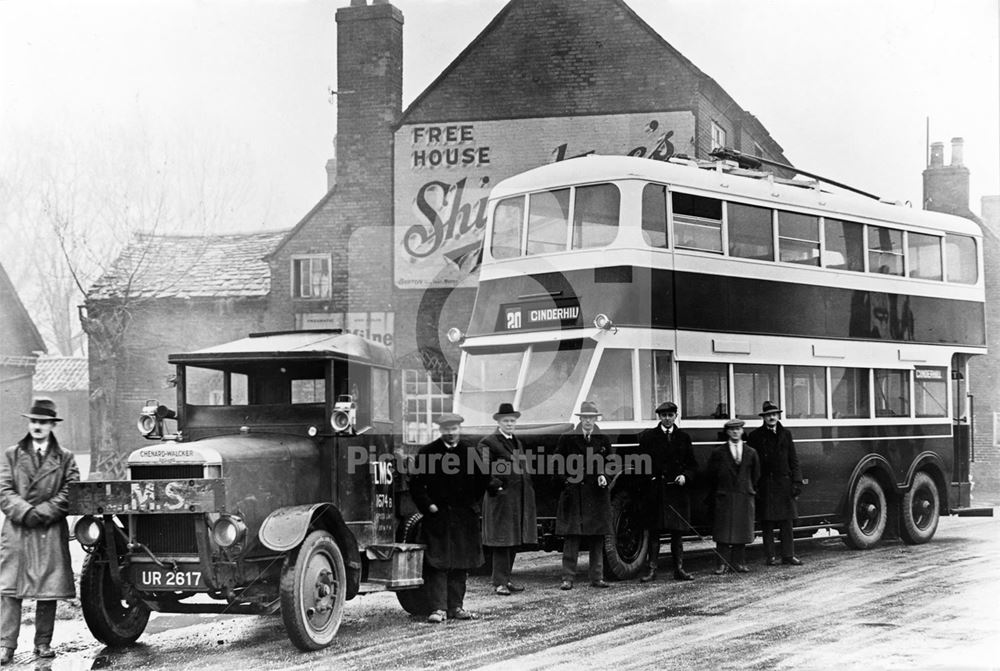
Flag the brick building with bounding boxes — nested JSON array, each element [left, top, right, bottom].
[[0, 262, 46, 446], [923, 138, 998, 505], [84, 230, 287, 470], [265, 0, 792, 444]]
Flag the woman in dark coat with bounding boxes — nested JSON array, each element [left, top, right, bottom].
[[634, 400, 698, 582], [706, 418, 760, 574], [409, 413, 489, 622], [480, 403, 538, 595], [748, 401, 804, 566], [555, 401, 612, 590]]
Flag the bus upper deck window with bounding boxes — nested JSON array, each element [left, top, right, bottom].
[[641, 184, 668, 248], [945, 234, 978, 284], [778, 211, 820, 266], [728, 203, 774, 261], [824, 219, 864, 271], [572, 183, 620, 249], [673, 192, 722, 253], [527, 188, 570, 256], [907, 232, 943, 280], [491, 196, 525, 259], [867, 226, 904, 276]]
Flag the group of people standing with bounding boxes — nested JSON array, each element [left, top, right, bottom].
[[409, 397, 805, 624]]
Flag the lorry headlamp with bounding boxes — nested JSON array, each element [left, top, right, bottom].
[[211, 515, 246, 548], [137, 400, 177, 439], [74, 516, 104, 547], [331, 394, 357, 434]]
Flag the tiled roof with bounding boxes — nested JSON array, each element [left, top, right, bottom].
[[34, 356, 89, 392], [87, 230, 288, 301]]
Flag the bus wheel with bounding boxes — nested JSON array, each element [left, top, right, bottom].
[[844, 474, 887, 550], [280, 529, 346, 651], [395, 514, 433, 616], [900, 471, 940, 544], [604, 488, 648, 580], [79, 550, 150, 647]]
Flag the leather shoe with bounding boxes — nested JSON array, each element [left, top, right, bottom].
[[673, 569, 694, 581], [712, 565, 728, 575], [766, 556, 780, 566], [735, 564, 751, 573], [0, 647, 13, 665], [639, 569, 657, 583], [34, 644, 55, 659], [590, 580, 610, 588], [448, 608, 478, 620], [782, 556, 803, 566], [495, 584, 511, 596], [506, 581, 525, 593], [560, 580, 573, 590], [426, 610, 446, 623]]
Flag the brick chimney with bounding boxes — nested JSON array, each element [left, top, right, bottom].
[[334, 0, 403, 192], [923, 136, 971, 218]]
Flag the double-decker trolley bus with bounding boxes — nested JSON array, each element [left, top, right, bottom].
[[447, 153, 986, 578]]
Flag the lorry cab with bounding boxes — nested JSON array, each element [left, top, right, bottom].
[[69, 330, 423, 651]]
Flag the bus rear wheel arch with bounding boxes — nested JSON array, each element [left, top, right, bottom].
[[899, 471, 941, 544], [843, 473, 888, 550]]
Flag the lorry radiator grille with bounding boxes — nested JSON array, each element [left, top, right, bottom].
[[133, 514, 199, 555], [130, 465, 204, 479]]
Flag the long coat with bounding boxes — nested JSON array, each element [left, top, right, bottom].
[[748, 422, 803, 521], [0, 434, 80, 599], [409, 438, 488, 570], [554, 425, 612, 536], [706, 442, 760, 545], [479, 431, 538, 547], [634, 424, 698, 531]]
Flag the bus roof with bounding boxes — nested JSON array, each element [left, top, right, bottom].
[[168, 330, 395, 367], [490, 155, 982, 238]]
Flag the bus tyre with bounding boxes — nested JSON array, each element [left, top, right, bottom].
[[604, 488, 648, 580], [280, 530, 346, 651], [395, 514, 433, 616], [900, 471, 940, 545], [79, 549, 151, 647], [844, 474, 888, 550]]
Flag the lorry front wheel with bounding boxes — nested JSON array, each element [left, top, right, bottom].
[[79, 550, 150, 647], [280, 529, 346, 651]]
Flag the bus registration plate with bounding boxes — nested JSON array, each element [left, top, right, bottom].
[[134, 567, 205, 590]]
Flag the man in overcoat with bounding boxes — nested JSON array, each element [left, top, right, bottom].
[[0, 399, 80, 664], [555, 401, 612, 590], [706, 418, 760, 574], [480, 403, 537, 595], [748, 401, 804, 566], [635, 401, 698, 582], [409, 413, 488, 623]]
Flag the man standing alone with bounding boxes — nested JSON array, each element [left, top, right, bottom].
[[748, 401, 804, 566], [1, 399, 80, 664]]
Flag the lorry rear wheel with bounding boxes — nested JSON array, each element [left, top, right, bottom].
[[395, 513, 433, 616], [79, 550, 150, 647], [280, 530, 346, 651]]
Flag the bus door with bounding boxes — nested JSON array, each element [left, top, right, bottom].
[[950, 353, 972, 508]]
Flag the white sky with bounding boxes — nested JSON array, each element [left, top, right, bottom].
[[1, 0, 998, 233]]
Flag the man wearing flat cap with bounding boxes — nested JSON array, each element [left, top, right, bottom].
[[748, 401, 804, 566], [409, 413, 489, 623], [479, 403, 537, 595], [1, 399, 80, 664], [635, 401, 699, 582], [706, 418, 760, 574], [555, 401, 613, 590]]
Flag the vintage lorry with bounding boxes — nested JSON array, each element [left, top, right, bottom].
[[68, 330, 431, 651]]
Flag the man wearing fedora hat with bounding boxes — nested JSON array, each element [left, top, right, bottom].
[[554, 401, 613, 590], [479, 403, 537, 595], [635, 401, 699, 582], [409, 413, 489, 623], [1, 398, 80, 664], [748, 401, 804, 566]]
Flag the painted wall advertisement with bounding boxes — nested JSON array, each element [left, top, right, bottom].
[[393, 111, 697, 289]]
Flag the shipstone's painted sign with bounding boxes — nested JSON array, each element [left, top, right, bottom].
[[393, 112, 697, 289]]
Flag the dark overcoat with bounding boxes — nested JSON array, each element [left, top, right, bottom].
[[634, 424, 698, 531], [409, 438, 488, 570], [554, 425, 612, 536], [0, 434, 79, 599], [706, 442, 760, 545], [748, 422, 803, 521], [479, 431, 538, 547]]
